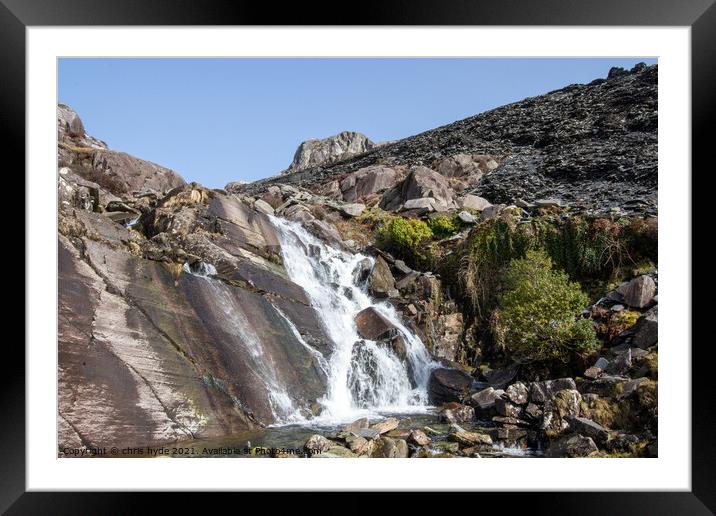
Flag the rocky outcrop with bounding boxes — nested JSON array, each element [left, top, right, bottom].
[[241, 64, 657, 215], [285, 131, 375, 173], [58, 104, 185, 198], [381, 166, 457, 212], [339, 165, 401, 203]]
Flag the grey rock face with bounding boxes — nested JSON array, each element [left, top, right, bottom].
[[245, 65, 657, 216], [286, 131, 375, 173], [339, 165, 400, 202]]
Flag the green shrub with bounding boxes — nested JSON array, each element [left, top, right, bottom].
[[429, 214, 462, 239], [491, 250, 599, 363], [456, 215, 658, 320], [377, 216, 433, 261]]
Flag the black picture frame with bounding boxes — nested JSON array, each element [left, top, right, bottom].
[[5, 0, 709, 511]]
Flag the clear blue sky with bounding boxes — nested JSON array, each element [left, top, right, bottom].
[[58, 58, 657, 188]]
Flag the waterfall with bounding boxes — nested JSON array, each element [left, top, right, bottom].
[[184, 262, 306, 424], [270, 215, 437, 423]]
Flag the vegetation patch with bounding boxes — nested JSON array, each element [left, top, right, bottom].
[[491, 250, 599, 364]]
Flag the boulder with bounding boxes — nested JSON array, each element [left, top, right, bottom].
[[434, 153, 498, 180], [470, 387, 504, 411], [457, 211, 477, 224], [428, 368, 473, 404], [542, 389, 582, 437], [368, 256, 397, 298], [253, 198, 275, 215], [338, 203, 366, 217], [480, 204, 503, 220], [458, 194, 492, 211], [495, 398, 522, 418], [632, 305, 658, 349], [371, 436, 409, 458], [529, 378, 577, 403], [393, 166, 455, 210], [534, 198, 563, 208], [402, 197, 437, 213], [354, 307, 397, 340], [261, 185, 284, 209], [352, 427, 382, 440], [567, 416, 609, 444], [505, 382, 529, 405], [448, 431, 493, 447], [409, 429, 432, 446], [340, 165, 400, 202], [484, 363, 520, 390], [605, 347, 632, 375], [304, 434, 333, 453], [344, 434, 374, 456], [439, 402, 475, 424], [371, 417, 400, 435], [286, 131, 375, 173], [342, 418, 369, 433], [545, 434, 598, 458], [619, 275, 656, 308]]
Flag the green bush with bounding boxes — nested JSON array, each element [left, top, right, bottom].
[[456, 215, 658, 320], [491, 250, 599, 363], [429, 214, 462, 239], [377, 216, 433, 261]]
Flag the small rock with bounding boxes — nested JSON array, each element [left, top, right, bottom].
[[409, 429, 432, 446], [449, 431, 493, 447], [354, 307, 397, 340], [439, 402, 476, 423], [253, 198, 275, 215], [506, 382, 529, 404], [457, 211, 477, 224], [545, 434, 598, 457], [459, 194, 492, 211], [304, 434, 333, 453], [605, 348, 632, 375], [371, 417, 399, 435], [428, 368, 473, 404], [470, 387, 504, 410], [534, 198, 562, 208], [567, 416, 609, 444], [618, 275, 656, 308]]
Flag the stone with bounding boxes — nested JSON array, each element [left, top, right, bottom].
[[577, 376, 630, 398], [439, 403, 476, 424], [354, 307, 397, 340], [584, 367, 603, 380], [484, 363, 520, 390], [480, 204, 503, 220], [529, 378, 577, 403], [253, 198, 275, 215], [261, 185, 283, 208], [353, 427, 382, 440], [506, 382, 529, 405], [371, 417, 400, 434], [534, 198, 562, 208], [305, 434, 333, 453], [632, 305, 658, 349], [545, 434, 598, 458], [340, 165, 400, 202], [338, 203, 366, 217], [393, 260, 412, 275], [448, 431, 493, 447], [470, 387, 504, 410], [398, 166, 456, 209], [605, 347, 632, 375], [402, 197, 437, 212], [459, 194, 492, 211], [496, 427, 528, 441], [617, 377, 649, 400], [344, 434, 373, 456], [434, 153, 498, 180], [409, 429, 432, 446], [495, 397, 522, 418], [619, 275, 656, 308], [342, 418, 369, 433], [524, 403, 543, 420], [492, 416, 530, 426], [457, 211, 477, 224], [427, 368, 473, 404], [367, 256, 396, 298], [286, 131, 375, 173], [319, 445, 358, 458], [371, 436, 409, 458], [567, 416, 609, 444], [542, 389, 582, 436]]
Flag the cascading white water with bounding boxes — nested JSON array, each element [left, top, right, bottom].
[[270, 215, 437, 423]]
